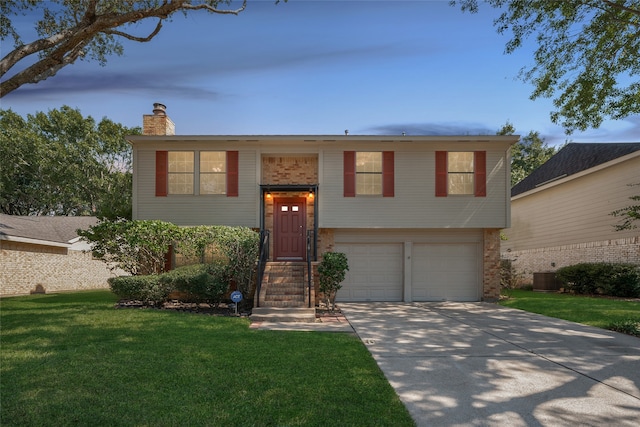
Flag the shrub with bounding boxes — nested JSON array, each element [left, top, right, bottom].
[[108, 275, 170, 305], [607, 319, 640, 337], [160, 262, 230, 306], [318, 252, 349, 312], [79, 219, 181, 275], [556, 263, 640, 297]]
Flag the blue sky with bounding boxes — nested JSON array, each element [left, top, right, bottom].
[[3, 0, 639, 146]]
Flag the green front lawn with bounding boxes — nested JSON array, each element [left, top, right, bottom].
[[1, 291, 414, 427], [499, 289, 640, 336]]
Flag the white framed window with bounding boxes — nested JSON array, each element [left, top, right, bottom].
[[356, 152, 382, 195]]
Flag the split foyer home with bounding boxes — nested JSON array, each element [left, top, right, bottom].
[[128, 104, 518, 304], [502, 142, 640, 283]]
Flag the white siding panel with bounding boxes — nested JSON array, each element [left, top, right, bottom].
[[134, 149, 258, 226], [320, 148, 509, 229], [334, 243, 403, 302]]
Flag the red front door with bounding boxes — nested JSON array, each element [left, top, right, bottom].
[[274, 197, 306, 261]]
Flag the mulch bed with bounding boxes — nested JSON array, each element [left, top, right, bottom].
[[115, 300, 251, 317], [115, 300, 344, 319]]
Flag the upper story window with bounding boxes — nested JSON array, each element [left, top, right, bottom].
[[344, 151, 394, 197], [168, 151, 194, 194], [156, 150, 238, 197], [447, 152, 474, 195], [200, 151, 226, 194], [435, 151, 486, 197], [356, 152, 383, 195]]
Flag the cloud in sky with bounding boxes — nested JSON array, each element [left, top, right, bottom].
[[366, 122, 495, 136], [5, 71, 222, 101]]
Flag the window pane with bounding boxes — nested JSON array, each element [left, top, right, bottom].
[[356, 174, 382, 195], [168, 173, 194, 194], [200, 151, 226, 173], [448, 152, 474, 172], [199, 151, 226, 195], [200, 174, 226, 194], [356, 152, 382, 173], [169, 152, 194, 172], [448, 173, 474, 195]]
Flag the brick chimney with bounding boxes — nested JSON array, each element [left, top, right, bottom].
[[143, 103, 175, 136]]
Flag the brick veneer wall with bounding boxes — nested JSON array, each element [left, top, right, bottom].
[[1, 241, 122, 297], [501, 236, 640, 285], [262, 155, 320, 260], [262, 155, 318, 185], [142, 114, 175, 136], [483, 228, 502, 301]]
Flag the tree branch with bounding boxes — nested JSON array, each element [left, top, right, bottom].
[[0, 0, 249, 97]]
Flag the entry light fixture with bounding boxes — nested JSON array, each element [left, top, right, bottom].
[[266, 190, 272, 199], [308, 188, 314, 199]]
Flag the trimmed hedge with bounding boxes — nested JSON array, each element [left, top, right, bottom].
[[108, 275, 171, 305], [556, 263, 640, 297], [109, 262, 231, 306], [160, 262, 230, 306]]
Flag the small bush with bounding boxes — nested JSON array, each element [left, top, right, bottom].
[[108, 275, 170, 305], [607, 319, 640, 337], [160, 262, 230, 306], [318, 252, 349, 312], [556, 263, 640, 297]]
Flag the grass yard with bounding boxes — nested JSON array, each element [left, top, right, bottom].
[[499, 289, 640, 336], [1, 291, 415, 427]]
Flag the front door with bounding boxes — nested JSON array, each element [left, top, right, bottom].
[[274, 197, 306, 261]]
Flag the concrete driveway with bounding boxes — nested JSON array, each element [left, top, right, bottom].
[[340, 302, 640, 427]]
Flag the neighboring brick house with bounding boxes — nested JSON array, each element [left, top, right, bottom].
[[0, 214, 118, 296], [502, 143, 640, 283], [128, 104, 517, 303]]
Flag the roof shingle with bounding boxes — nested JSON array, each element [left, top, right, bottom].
[[0, 215, 98, 244]]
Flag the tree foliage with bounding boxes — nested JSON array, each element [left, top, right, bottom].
[[497, 122, 558, 186], [453, 0, 640, 133], [0, 106, 136, 218], [0, 0, 251, 97]]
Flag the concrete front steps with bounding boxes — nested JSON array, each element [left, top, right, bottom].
[[253, 261, 316, 323], [251, 307, 316, 323]]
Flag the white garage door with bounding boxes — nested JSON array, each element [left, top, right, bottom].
[[334, 243, 403, 302], [412, 243, 480, 301]]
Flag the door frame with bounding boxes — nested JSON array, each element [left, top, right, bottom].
[[259, 184, 319, 262], [273, 197, 307, 261]]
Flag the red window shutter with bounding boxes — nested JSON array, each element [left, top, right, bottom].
[[344, 151, 356, 197], [382, 151, 394, 197], [435, 151, 447, 197], [155, 151, 168, 197], [226, 151, 239, 197], [474, 151, 487, 197]]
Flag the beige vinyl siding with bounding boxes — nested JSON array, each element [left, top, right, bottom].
[[320, 145, 510, 229], [133, 147, 258, 226], [129, 136, 514, 229], [503, 155, 640, 251]]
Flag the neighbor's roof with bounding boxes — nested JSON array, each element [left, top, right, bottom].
[[511, 142, 640, 197], [0, 214, 98, 246]]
